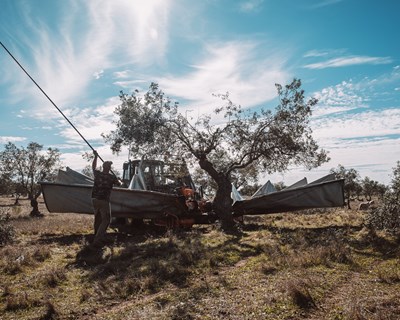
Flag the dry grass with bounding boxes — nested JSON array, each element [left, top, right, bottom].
[[1, 196, 400, 319]]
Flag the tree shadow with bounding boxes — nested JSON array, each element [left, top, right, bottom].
[[242, 220, 400, 259], [73, 229, 211, 295], [38, 233, 90, 246], [348, 229, 400, 258]]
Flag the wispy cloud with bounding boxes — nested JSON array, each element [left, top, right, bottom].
[[313, 108, 400, 141], [3, 0, 172, 111], [309, 0, 344, 9], [0, 136, 27, 144], [93, 70, 104, 80], [304, 69, 400, 184], [238, 0, 264, 13], [158, 41, 290, 115], [304, 55, 392, 69], [312, 80, 366, 117], [57, 97, 120, 146], [113, 70, 134, 79], [303, 49, 346, 58]]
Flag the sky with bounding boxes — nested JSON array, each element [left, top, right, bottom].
[[0, 0, 399, 186]]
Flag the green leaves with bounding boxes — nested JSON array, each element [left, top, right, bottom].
[[105, 79, 328, 204], [0, 142, 61, 199]]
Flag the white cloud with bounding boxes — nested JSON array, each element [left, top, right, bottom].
[[0, 136, 27, 144], [238, 0, 264, 12], [265, 136, 399, 186], [263, 120, 400, 186], [113, 79, 148, 90], [54, 96, 120, 149], [113, 70, 133, 79], [60, 145, 130, 175], [312, 81, 366, 117], [158, 41, 290, 115], [93, 70, 104, 80], [303, 48, 346, 58], [313, 108, 400, 142], [292, 73, 400, 185], [5, 0, 172, 111], [309, 0, 344, 9], [304, 55, 392, 69]]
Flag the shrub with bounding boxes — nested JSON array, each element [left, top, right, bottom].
[[42, 267, 67, 288], [40, 301, 58, 320], [5, 292, 30, 311], [366, 162, 400, 231], [33, 246, 52, 262], [286, 279, 317, 310], [0, 211, 15, 245], [366, 191, 400, 231]]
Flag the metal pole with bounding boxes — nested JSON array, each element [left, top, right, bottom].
[[1, 41, 121, 180], [0, 41, 105, 159]]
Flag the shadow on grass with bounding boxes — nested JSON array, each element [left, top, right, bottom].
[[70, 226, 269, 299], [243, 219, 400, 259], [0, 204, 19, 207], [37, 233, 93, 246], [349, 229, 400, 258], [72, 230, 205, 296]]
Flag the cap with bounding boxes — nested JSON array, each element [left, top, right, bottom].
[[103, 161, 113, 167]]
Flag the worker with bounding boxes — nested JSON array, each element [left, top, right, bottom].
[[91, 150, 121, 248]]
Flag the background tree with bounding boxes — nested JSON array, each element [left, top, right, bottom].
[[239, 183, 262, 197], [105, 79, 329, 230], [330, 165, 361, 209], [0, 142, 61, 216], [191, 167, 217, 198], [0, 172, 13, 196], [366, 161, 400, 231], [81, 165, 95, 179], [81, 151, 120, 179], [361, 176, 387, 201], [391, 161, 400, 197], [274, 181, 287, 191]]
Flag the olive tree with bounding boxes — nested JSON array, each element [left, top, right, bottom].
[[330, 165, 361, 209], [105, 79, 328, 230], [361, 176, 387, 201], [0, 142, 61, 216], [0, 172, 13, 196], [366, 161, 400, 231]]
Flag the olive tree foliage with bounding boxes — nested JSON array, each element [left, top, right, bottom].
[[274, 181, 287, 191], [0, 172, 13, 196], [81, 151, 121, 179], [367, 162, 400, 231], [0, 142, 61, 214], [361, 176, 387, 201], [104, 79, 329, 229], [330, 165, 361, 209]]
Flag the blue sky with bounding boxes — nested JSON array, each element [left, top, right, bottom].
[[1, 0, 399, 185]]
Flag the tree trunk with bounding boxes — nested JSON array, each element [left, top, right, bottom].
[[213, 176, 235, 231], [14, 193, 20, 206], [198, 156, 235, 231], [29, 191, 43, 217]]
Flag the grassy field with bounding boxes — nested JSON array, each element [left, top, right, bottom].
[[1, 196, 400, 320]]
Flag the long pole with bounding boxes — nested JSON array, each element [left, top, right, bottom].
[[0, 41, 109, 165]]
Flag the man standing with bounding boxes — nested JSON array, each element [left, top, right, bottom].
[[91, 150, 120, 248]]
